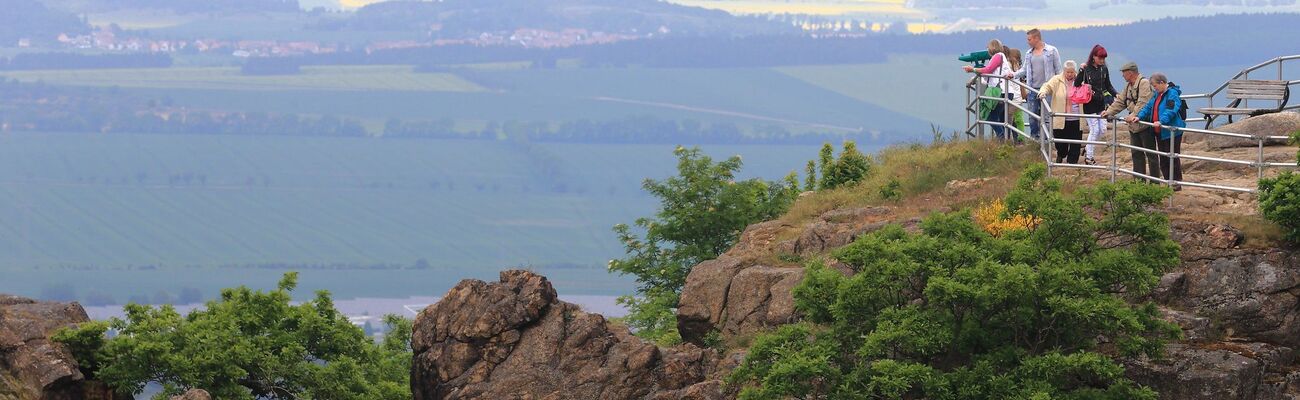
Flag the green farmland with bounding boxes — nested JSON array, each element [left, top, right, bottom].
[[2, 64, 938, 136], [0, 131, 832, 302]]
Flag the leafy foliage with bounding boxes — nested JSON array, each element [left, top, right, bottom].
[[808, 141, 874, 191], [1256, 131, 1299, 243], [1259, 172, 1300, 243], [53, 273, 412, 400], [610, 146, 797, 345], [1292, 130, 1299, 163], [731, 165, 1182, 399], [972, 198, 1041, 237], [51, 321, 109, 379]]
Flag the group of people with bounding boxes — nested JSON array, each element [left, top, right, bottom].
[[963, 29, 1185, 188]]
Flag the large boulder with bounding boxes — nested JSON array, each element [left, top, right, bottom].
[[1197, 111, 1299, 150], [1155, 221, 1300, 347], [1125, 342, 1300, 400], [0, 295, 121, 400], [410, 270, 723, 400], [1125, 221, 1300, 399], [679, 207, 891, 345]]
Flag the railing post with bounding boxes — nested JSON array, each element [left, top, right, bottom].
[[976, 78, 985, 140], [1259, 136, 1266, 182], [1168, 130, 1176, 205], [1003, 77, 1010, 144], [1044, 105, 1053, 178], [1280, 59, 1285, 109], [1110, 118, 1118, 183], [966, 79, 972, 140]]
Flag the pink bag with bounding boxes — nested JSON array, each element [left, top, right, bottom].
[[1069, 83, 1093, 104]]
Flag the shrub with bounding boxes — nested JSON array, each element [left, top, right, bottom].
[[1256, 131, 1300, 243], [53, 273, 413, 400], [815, 141, 873, 190], [731, 165, 1181, 399], [1259, 171, 1300, 242], [972, 198, 1041, 237]]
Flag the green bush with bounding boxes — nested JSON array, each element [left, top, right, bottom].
[[730, 165, 1181, 399], [53, 273, 412, 400], [1257, 131, 1300, 243], [51, 321, 109, 379], [1260, 172, 1300, 242], [813, 141, 873, 190]]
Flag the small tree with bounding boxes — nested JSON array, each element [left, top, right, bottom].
[[54, 273, 412, 400], [1257, 130, 1300, 242], [814, 141, 873, 190], [818, 143, 835, 186], [804, 160, 817, 191], [610, 146, 796, 345], [731, 165, 1181, 399]]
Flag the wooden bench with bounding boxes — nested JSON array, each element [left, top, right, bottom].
[[1198, 79, 1290, 127]]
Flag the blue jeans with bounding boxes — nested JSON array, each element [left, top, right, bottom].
[[987, 102, 1006, 139], [1026, 91, 1042, 139]]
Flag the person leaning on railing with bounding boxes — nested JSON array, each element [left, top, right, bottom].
[[1100, 62, 1159, 182], [1127, 72, 1186, 190], [1039, 60, 1084, 164], [963, 39, 1015, 140]]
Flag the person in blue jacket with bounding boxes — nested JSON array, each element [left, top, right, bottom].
[[1126, 72, 1185, 190]]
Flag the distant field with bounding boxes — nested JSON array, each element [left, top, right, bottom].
[[0, 65, 485, 92], [0, 131, 831, 302]]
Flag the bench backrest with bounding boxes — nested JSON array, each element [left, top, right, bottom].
[[1226, 79, 1288, 101]]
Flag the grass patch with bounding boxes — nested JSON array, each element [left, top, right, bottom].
[[781, 140, 1040, 226], [1176, 213, 1288, 249]]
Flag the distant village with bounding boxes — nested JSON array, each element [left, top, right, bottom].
[[19, 25, 662, 57]]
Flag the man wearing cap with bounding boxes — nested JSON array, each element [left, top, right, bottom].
[[1101, 61, 1158, 181]]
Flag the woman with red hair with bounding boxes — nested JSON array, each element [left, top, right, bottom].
[[1074, 44, 1118, 165]]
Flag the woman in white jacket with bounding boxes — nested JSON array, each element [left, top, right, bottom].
[[1038, 60, 1084, 164]]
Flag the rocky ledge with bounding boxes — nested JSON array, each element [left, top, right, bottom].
[[675, 207, 1300, 399], [410, 270, 728, 400], [0, 295, 120, 400]]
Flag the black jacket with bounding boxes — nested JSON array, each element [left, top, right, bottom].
[[1074, 63, 1119, 114]]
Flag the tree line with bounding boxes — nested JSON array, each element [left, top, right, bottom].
[[1, 80, 877, 145], [384, 116, 870, 145], [0, 53, 173, 70]]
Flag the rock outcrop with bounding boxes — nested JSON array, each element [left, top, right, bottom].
[[678, 207, 891, 345], [1123, 221, 1300, 399], [410, 270, 725, 400], [1194, 111, 1299, 150], [675, 203, 1300, 399], [1125, 342, 1300, 400], [0, 295, 120, 400]]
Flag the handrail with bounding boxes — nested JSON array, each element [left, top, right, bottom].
[[965, 66, 1300, 198], [1186, 55, 1300, 98]]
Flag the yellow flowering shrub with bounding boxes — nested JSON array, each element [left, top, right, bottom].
[[973, 199, 1041, 237]]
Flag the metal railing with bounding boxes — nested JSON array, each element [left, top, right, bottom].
[[964, 66, 1298, 196]]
